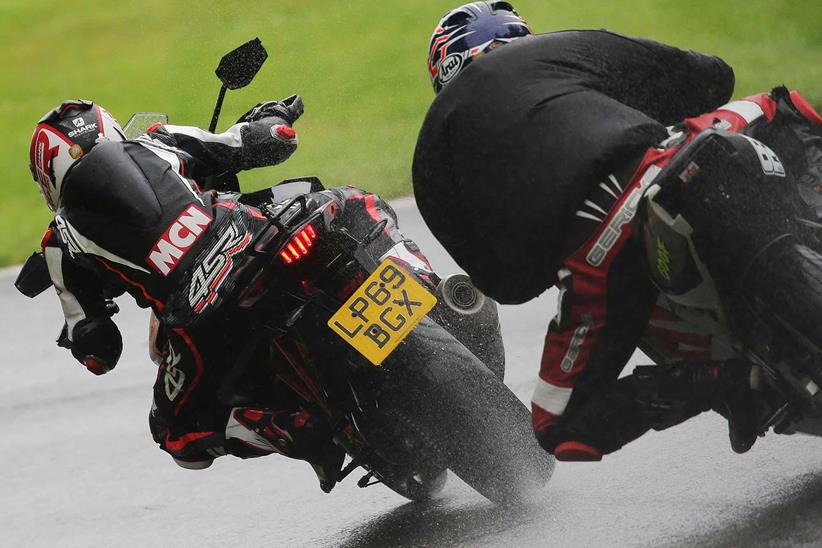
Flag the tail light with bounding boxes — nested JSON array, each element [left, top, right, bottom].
[[280, 224, 318, 265]]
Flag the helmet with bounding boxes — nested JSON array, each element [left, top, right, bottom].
[[427, 2, 531, 93], [29, 99, 125, 211]]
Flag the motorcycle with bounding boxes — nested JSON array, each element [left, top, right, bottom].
[[637, 119, 822, 444], [17, 38, 554, 504]]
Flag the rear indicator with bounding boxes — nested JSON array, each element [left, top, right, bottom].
[[280, 224, 318, 265]]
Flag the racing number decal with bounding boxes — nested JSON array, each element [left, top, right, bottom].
[[742, 135, 786, 178], [328, 260, 437, 365]]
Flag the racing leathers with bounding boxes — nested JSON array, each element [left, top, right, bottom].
[[38, 109, 386, 472], [533, 88, 822, 460], [43, 114, 299, 372]]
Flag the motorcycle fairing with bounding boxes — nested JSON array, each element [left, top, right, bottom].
[[635, 129, 782, 345]]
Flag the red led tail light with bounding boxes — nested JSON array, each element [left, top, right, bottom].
[[280, 224, 318, 264]]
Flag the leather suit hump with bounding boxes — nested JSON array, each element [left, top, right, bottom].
[[58, 140, 204, 269]]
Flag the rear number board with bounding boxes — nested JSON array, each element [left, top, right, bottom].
[[328, 259, 436, 366]]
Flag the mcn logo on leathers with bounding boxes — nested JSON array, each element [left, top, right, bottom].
[[147, 205, 212, 275]]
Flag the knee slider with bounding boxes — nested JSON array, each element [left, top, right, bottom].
[[172, 457, 213, 470]]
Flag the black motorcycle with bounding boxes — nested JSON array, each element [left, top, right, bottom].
[[639, 118, 822, 444]]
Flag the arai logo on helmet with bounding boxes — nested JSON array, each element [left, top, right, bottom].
[[438, 53, 464, 85]]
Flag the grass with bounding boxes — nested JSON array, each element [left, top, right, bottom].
[[2, 0, 821, 265]]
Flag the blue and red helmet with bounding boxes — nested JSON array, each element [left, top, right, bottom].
[[427, 2, 532, 93]]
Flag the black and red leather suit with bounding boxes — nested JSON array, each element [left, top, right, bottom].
[[41, 115, 423, 469], [531, 89, 822, 459], [413, 30, 822, 459]]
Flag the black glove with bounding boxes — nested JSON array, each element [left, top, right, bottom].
[[68, 316, 123, 375], [237, 94, 304, 126]]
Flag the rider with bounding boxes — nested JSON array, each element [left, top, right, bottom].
[[415, 2, 822, 460], [28, 97, 421, 489]]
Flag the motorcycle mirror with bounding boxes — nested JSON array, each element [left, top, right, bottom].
[[122, 112, 169, 140], [215, 37, 268, 90], [210, 37, 268, 133]]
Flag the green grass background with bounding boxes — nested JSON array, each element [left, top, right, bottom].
[[2, 0, 821, 265]]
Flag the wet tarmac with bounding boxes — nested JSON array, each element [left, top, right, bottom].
[[2, 198, 821, 547]]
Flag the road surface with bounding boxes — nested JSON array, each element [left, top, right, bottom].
[[2, 198, 822, 547]]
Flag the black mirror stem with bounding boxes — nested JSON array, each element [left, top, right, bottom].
[[209, 84, 228, 133]]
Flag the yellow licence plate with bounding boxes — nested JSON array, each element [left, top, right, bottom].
[[328, 259, 437, 366]]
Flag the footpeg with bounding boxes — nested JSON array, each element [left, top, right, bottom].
[[357, 471, 381, 488]]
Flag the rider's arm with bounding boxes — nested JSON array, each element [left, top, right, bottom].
[[140, 117, 297, 179], [587, 31, 735, 125], [42, 225, 122, 374]]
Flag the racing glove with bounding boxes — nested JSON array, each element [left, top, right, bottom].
[[66, 316, 123, 375], [237, 94, 304, 126]]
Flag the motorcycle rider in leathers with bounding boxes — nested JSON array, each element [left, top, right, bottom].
[[29, 97, 424, 489], [414, 2, 822, 460]]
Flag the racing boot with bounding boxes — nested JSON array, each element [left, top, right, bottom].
[[711, 361, 763, 454], [225, 407, 345, 492], [537, 376, 657, 461], [634, 360, 762, 453]]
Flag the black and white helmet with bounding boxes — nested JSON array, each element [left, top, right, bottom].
[[29, 99, 125, 211]]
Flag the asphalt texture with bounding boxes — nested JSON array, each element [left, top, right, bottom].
[[2, 197, 822, 547]]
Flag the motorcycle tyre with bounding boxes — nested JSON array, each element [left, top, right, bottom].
[[377, 317, 554, 504], [744, 239, 822, 352]]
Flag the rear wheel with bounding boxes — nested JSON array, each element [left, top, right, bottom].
[[743, 237, 822, 353], [723, 237, 822, 426], [377, 317, 554, 504]]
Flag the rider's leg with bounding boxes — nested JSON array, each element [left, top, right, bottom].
[[537, 372, 709, 461], [149, 324, 343, 483], [538, 359, 761, 460]]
